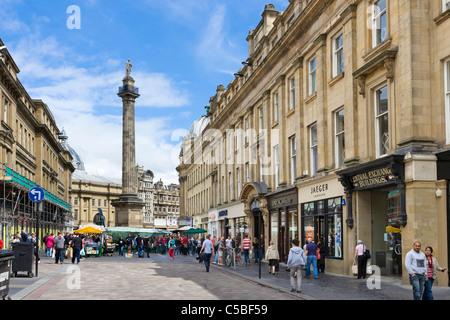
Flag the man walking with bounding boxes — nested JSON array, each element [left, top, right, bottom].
[[71, 234, 83, 264], [54, 232, 65, 264], [405, 241, 427, 300], [200, 234, 214, 272], [305, 238, 319, 279]]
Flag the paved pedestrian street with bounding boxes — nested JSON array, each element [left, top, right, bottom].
[[8, 252, 301, 301], [8, 251, 450, 303]]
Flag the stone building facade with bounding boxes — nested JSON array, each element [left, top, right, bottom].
[[178, 0, 450, 286], [0, 38, 74, 247]]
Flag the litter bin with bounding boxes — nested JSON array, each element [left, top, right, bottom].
[[11, 242, 34, 278], [0, 250, 15, 300]]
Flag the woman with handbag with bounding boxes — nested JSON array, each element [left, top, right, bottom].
[[353, 240, 368, 279]]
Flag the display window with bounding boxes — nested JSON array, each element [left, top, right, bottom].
[[301, 196, 343, 259]]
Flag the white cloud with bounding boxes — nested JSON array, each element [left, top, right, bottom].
[[8, 31, 189, 184]]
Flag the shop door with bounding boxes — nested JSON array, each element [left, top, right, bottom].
[[372, 189, 402, 277], [315, 216, 325, 245]]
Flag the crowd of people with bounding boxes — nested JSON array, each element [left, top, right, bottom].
[[2, 229, 448, 300]]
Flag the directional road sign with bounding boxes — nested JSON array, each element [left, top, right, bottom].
[[29, 187, 45, 203]]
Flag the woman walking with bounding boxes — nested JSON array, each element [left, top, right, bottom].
[[169, 236, 175, 259], [265, 241, 280, 275], [423, 246, 447, 300]]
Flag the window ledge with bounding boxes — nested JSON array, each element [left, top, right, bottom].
[[434, 9, 450, 25], [328, 72, 345, 87], [304, 92, 317, 105]]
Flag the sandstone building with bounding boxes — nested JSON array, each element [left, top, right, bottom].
[[178, 0, 450, 286], [0, 38, 74, 247]]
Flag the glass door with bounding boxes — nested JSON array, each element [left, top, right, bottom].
[[371, 188, 402, 277]]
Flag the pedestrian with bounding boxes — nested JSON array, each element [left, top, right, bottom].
[[45, 233, 54, 257], [169, 236, 175, 259], [218, 237, 225, 266], [161, 236, 166, 255], [353, 240, 368, 279], [199, 234, 214, 272], [20, 230, 28, 242], [405, 241, 427, 300], [265, 241, 280, 275], [71, 234, 83, 264], [287, 239, 306, 293], [0, 230, 3, 250], [252, 237, 260, 264], [136, 234, 143, 258], [422, 246, 447, 300], [317, 239, 325, 273], [175, 236, 181, 255], [126, 234, 133, 253], [182, 235, 188, 255], [117, 236, 125, 255], [242, 234, 251, 265], [143, 235, 151, 258], [196, 236, 203, 262], [305, 238, 319, 279], [29, 232, 40, 264], [54, 232, 65, 264]]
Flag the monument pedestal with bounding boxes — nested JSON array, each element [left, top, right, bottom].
[[112, 194, 144, 227]]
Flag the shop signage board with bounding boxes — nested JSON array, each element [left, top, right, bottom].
[[349, 167, 395, 190]]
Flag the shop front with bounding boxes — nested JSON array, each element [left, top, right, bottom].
[[337, 155, 406, 278], [267, 187, 298, 263], [298, 175, 345, 273]]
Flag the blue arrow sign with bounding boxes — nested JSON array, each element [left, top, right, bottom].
[[29, 187, 45, 203]]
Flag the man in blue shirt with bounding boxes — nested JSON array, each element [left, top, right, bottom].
[[200, 234, 215, 272], [305, 238, 319, 279]]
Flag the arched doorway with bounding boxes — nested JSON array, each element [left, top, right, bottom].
[[239, 182, 268, 249]]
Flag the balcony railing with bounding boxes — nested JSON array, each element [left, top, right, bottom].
[[118, 85, 139, 94]]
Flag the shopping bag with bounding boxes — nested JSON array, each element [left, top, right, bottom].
[[366, 263, 372, 274], [352, 261, 358, 275]]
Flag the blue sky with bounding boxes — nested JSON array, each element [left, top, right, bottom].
[[0, 0, 289, 183]]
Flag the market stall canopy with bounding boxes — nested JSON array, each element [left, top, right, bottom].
[[74, 225, 104, 234], [172, 226, 194, 233], [104, 227, 171, 240], [183, 228, 207, 234], [386, 226, 401, 233]]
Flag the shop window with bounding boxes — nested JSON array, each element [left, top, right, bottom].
[[301, 197, 343, 259]]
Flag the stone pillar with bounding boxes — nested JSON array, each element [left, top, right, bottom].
[[112, 62, 144, 227]]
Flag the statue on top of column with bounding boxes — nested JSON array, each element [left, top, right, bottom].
[[125, 59, 132, 78]]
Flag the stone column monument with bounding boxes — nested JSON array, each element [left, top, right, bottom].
[[112, 59, 145, 227]]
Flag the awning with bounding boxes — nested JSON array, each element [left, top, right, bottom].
[[386, 226, 401, 233], [74, 225, 104, 234], [184, 228, 207, 234]]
